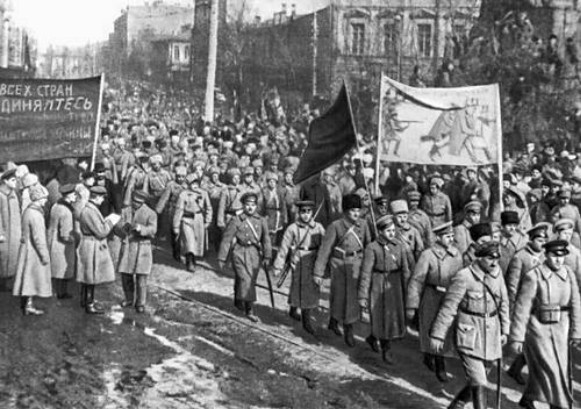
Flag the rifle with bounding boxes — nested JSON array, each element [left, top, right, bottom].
[[276, 200, 325, 288]]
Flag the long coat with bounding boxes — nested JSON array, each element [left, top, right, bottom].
[[76, 202, 115, 285], [12, 203, 51, 297], [0, 184, 21, 279], [260, 187, 288, 236], [218, 212, 272, 302], [505, 245, 544, 309], [453, 221, 472, 256], [407, 243, 463, 356], [314, 218, 371, 324], [117, 204, 157, 275], [499, 231, 528, 275], [272, 220, 325, 309], [430, 263, 510, 362], [173, 187, 212, 258], [217, 185, 244, 229], [408, 208, 433, 248], [48, 200, 77, 280], [420, 191, 452, 227], [510, 264, 581, 408], [359, 237, 410, 340]]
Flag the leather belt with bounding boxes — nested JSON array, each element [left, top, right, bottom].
[[460, 307, 498, 318], [236, 241, 258, 247], [532, 306, 571, 313], [332, 249, 363, 259], [373, 269, 398, 274], [428, 211, 445, 217], [298, 246, 318, 251]]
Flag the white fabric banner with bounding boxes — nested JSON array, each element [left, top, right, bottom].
[[377, 75, 502, 166]]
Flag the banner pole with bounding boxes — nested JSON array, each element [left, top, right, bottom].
[[90, 73, 105, 171], [495, 83, 503, 215], [375, 74, 385, 195], [344, 79, 378, 238]]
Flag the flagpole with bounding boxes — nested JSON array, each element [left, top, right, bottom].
[[90, 73, 105, 171], [495, 83, 503, 215], [343, 79, 378, 238], [374, 74, 385, 195]]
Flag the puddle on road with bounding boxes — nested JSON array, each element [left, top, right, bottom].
[[101, 306, 228, 408]]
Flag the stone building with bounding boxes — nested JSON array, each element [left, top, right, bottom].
[[0, 0, 35, 78]]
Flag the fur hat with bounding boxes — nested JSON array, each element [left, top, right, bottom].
[[342, 194, 362, 211]]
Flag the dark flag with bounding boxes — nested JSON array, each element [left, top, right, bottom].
[[293, 84, 357, 184]]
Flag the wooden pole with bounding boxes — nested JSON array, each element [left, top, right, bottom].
[[204, 0, 219, 122], [90, 73, 105, 171], [374, 73, 385, 195]]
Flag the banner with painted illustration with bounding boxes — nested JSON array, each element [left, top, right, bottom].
[[377, 75, 502, 166], [0, 76, 103, 164]]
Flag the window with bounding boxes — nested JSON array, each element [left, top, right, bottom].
[[174, 45, 180, 61], [418, 24, 432, 57], [384, 22, 398, 55], [351, 23, 365, 55], [184, 45, 190, 61]]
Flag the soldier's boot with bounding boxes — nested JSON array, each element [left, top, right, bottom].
[[135, 275, 147, 314], [518, 397, 536, 409], [80, 284, 87, 308], [245, 302, 259, 323], [381, 340, 395, 365], [57, 279, 72, 299], [423, 353, 436, 372], [186, 254, 196, 272], [365, 334, 380, 353], [301, 309, 316, 335], [507, 353, 527, 385], [288, 306, 301, 321], [85, 285, 104, 315], [343, 324, 355, 348], [328, 317, 342, 336], [471, 386, 487, 409], [435, 356, 450, 383], [447, 386, 471, 409], [23, 297, 44, 316], [120, 273, 135, 308]]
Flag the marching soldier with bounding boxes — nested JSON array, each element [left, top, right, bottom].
[[391, 199, 424, 265], [367, 194, 389, 240], [218, 192, 272, 322], [117, 191, 158, 313], [156, 165, 188, 259], [510, 240, 581, 409], [123, 153, 149, 207], [202, 165, 225, 251], [407, 190, 433, 249], [76, 186, 116, 315], [271, 200, 325, 334], [551, 187, 581, 234], [0, 168, 21, 291], [48, 183, 78, 300], [260, 171, 287, 247], [217, 168, 244, 230], [499, 210, 528, 275], [454, 201, 482, 255], [313, 194, 371, 347], [420, 176, 452, 228], [406, 221, 463, 382], [143, 154, 173, 237], [359, 215, 410, 364], [173, 174, 213, 272], [505, 222, 548, 386], [430, 241, 510, 409], [553, 218, 581, 281]]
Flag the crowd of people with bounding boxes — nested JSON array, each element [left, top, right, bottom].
[[1, 81, 581, 409]]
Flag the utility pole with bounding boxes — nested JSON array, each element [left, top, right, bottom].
[[204, 0, 219, 122], [312, 11, 317, 97]]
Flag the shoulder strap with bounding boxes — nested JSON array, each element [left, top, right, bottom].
[[245, 218, 261, 243]]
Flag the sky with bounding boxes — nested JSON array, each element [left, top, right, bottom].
[[12, 0, 330, 50]]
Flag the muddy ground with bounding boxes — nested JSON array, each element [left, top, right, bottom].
[[0, 244, 579, 408]]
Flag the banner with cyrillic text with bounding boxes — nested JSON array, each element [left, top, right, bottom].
[[0, 76, 102, 163], [378, 75, 502, 166]]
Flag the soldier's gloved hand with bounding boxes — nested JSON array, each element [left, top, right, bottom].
[[500, 334, 508, 346], [430, 338, 444, 354], [313, 277, 323, 287], [510, 341, 523, 354], [405, 308, 416, 322]]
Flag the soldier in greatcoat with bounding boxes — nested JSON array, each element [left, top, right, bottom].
[[143, 154, 173, 237], [0, 168, 21, 291], [76, 186, 116, 314], [505, 222, 548, 386], [420, 177, 452, 228], [156, 165, 187, 259], [48, 183, 78, 300], [406, 221, 463, 382], [391, 199, 423, 269], [173, 174, 213, 272], [217, 168, 244, 230], [117, 191, 157, 313], [123, 153, 149, 207], [551, 188, 581, 234], [510, 240, 581, 409], [553, 218, 581, 278], [454, 200, 482, 255], [260, 171, 287, 247], [12, 184, 51, 316], [271, 200, 325, 334], [313, 194, 372, 347], [407, 190, 433, 248], [218, 192, 272, 322], [430, 241, 510, 409], [358, 215, 410, 364], [202, 165, 225, 251], [499, 210, 529, 275], [462, 222, 493, 267]]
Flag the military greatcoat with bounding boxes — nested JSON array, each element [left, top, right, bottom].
[[407, 243, 463, 356], [272, 220, 325, 309], [510, 264, 581, 408], [453, 221, 472, 256], [12, 203, 51, 297], [0, 184, 21, 279], [173, 187, 212, 258], [359, 236, 410, 340], [48, 200, 77, 280], [117, 204, 158, 275], [218, 212, 272, 303], [313, 218, 371, 325], [506, 244, 545, 309], [217, 185, 244, 229], [408, 207, 433, 248], [420, 191, 452, 227]]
